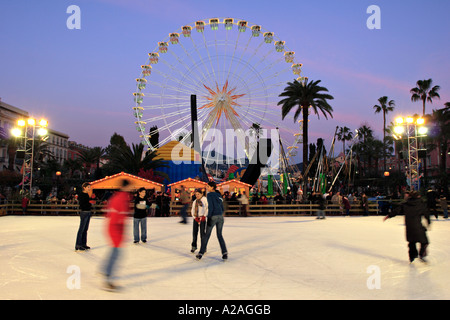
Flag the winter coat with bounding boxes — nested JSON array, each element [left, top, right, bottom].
[[342, 197, 351, 210], [207, 191, 224, 217], [106, 191, 131, 247], [191, 196, 208, 222], [78, 192, 92, 211], [389, 197, 431, 244]]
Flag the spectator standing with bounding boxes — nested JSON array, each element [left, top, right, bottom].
[[342, 196, 351, 216], [238, 191, 249, 217], [133, 187, 148, 243]]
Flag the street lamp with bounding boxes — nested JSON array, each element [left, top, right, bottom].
[[393, 116, 427, 191], [11, 117, 49, 195]]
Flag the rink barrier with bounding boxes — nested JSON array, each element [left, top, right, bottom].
[[2, 200, 445, 217]]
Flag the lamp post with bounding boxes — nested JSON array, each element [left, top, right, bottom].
[[11, 118, 49, 195], [393, 116, 427, 191]]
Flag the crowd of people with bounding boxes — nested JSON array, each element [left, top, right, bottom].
[[1, 183, 448, 220]]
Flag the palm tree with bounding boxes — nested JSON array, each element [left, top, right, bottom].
[[78, 147, 105, 179], [410, 79, 440, 115], [108, 143, 168, 180], [356, 125, 374, 176], [337, 126, 353, 154], [373, 96, 395, 171], [278, 79, 334, 174]]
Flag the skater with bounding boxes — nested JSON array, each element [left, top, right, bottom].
[[179, 186, 190, 224], [75, 182, 93, 251], [103, 178, 132, 291], [196, 181, 228, 261], [383, 191, 431, 263], [133, 187, 148, 243], [312, 191, 326, 219], [190, 189, 208, 253], [439, 193, 448, 219]]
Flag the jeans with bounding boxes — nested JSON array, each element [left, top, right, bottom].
[[104, 247, 120, 279], [192, 219, 206, 249], [199, 215, 227, 255], [75, 211, 91, 249], [133, 217, 147, 242]]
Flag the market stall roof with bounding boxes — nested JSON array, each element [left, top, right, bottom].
[[217, 179, 252, 194], [167, 177, 208, 200], [90, 172, 164, 191], [167, 177, 208, 188]]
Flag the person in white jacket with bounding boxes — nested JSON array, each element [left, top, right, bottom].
[[191, 189, 208, 253]]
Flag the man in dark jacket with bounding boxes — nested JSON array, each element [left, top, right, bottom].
[[384, 191, 431, 263], [196, 181, 228, 261], [75, 182, 93, 251]]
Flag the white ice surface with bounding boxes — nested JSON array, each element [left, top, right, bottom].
[[1, 215, 449, 300]]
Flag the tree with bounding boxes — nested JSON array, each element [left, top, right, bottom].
[[410, 79, 440, 116], [355, 125, 374, 176], [373, 96, 395, 171], [107, 143, 168, 180], [337, 126, 353, 155], [78, 147, 105, 180], [278, 79, 334, 174]]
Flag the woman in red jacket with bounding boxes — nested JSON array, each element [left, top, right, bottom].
[[103, 179, 132, 291]]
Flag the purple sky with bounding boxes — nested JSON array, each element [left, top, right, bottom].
[[1, 0, 449, 163]]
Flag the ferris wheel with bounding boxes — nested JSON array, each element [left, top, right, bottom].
[[133, 17, 306, 171]]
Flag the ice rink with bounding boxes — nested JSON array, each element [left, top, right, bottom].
[[1, 214, 449, 300]]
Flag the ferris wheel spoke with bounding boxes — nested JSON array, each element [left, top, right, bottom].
[[165, 49, 209, 90], [188, 37, 217, 88], [178, 41, 211, 87], [153, 65, 205, 96]]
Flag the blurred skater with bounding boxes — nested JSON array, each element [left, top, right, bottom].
[[75, 183, 93, 251], [196, 181, 228, 261], [383, 191, 431, 263], [102, 178, 132, 291], [312, 191, 326, 219], [179, 186, 190, 224], [190, 189, 208, 253]]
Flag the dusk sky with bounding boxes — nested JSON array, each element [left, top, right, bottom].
[[1, 0, 449, 163]]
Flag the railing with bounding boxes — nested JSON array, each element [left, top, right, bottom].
[[0, 200, 446, 217], [170, 202, 381, 216]]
